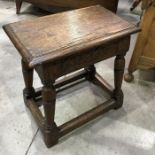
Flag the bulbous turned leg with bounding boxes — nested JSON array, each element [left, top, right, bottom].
[[124, 72, 134, 82], [16, 0, 23, 14], [113, 54, 125, 109], [42, 84, 59, 147], [21, 59, 35, 106], [130, 0, 141, 11]]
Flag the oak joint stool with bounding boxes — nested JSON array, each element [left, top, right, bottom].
[[3, 5, 139, 148]]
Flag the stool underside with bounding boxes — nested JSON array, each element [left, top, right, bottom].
[[25, 70, 118, 145]]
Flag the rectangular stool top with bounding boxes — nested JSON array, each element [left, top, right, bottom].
[[3, 5, 139, 67]]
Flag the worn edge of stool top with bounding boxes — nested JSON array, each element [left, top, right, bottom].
[[3, 5, 140, 67]]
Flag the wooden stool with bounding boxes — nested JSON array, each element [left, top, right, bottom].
[[3, 5, 139, 148]]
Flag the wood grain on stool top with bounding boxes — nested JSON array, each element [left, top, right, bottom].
[[3, 5, 139, 67]]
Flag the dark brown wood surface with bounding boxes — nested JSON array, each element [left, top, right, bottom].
[[24, 0, 118, 9], [16, 0, 119, 14], [3, 5, 139, 148], [3, 5, 139, 67]]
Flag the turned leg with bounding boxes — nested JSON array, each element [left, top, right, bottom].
[[113, 55, 125, 109], [124, 60, 137, 82], [130, 0, 141, 11], [85, 65, 96, 81], [42, 83, 59, 147], [16, 0, 23, 14], [22, 59, 35, 104]]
